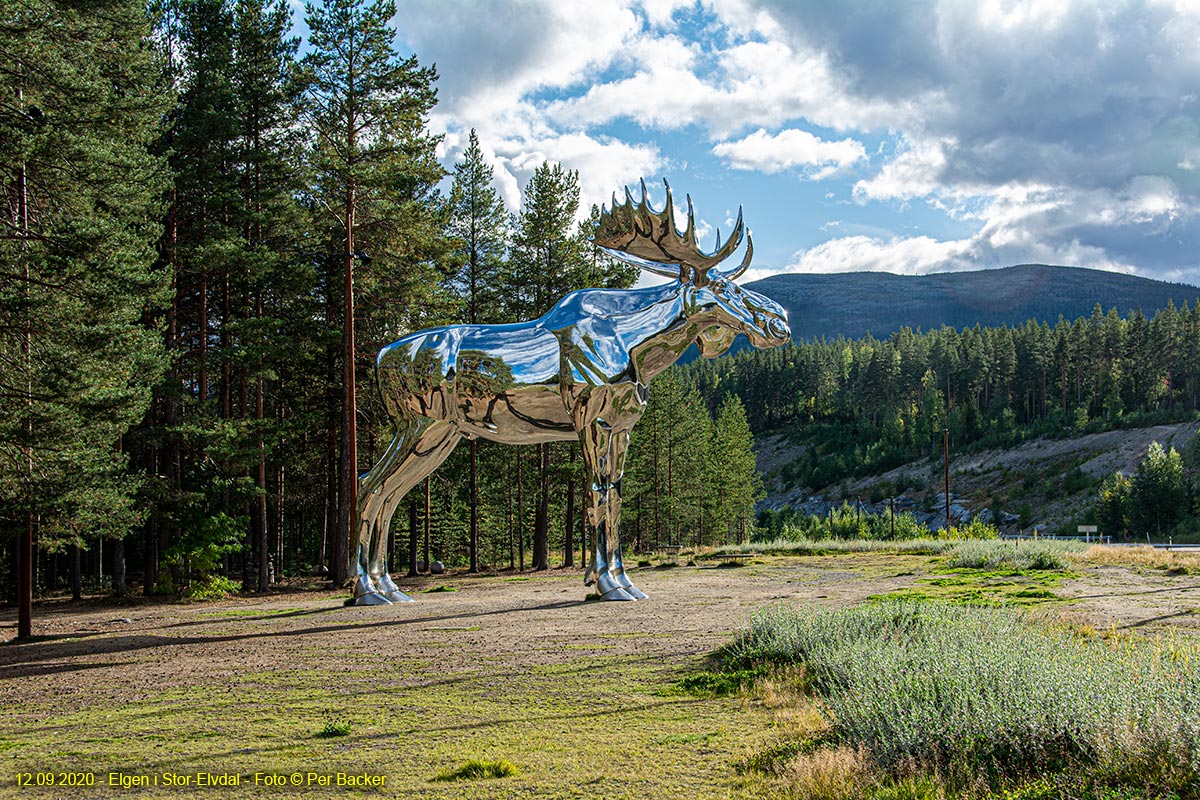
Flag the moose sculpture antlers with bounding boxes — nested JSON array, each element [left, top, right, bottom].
[[352, 180, 790, 604]]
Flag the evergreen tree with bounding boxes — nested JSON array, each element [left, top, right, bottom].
[[710, 395, 763, 543], [446, 128, 508, 573], [1098, 471, 1132, 539], [303, 0, 447, 584], [0, 0, 170, 636], [232, 0, 308, 591], [509, 162, 587, 570]]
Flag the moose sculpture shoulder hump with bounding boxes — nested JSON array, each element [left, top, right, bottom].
[[352, 180, 791, 604]]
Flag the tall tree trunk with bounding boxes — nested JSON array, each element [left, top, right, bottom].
[[563, 459, 575, 568], [16, 93, 32, 637], [469, 439, 478, 572], [256, 372, 269, 592], [144, 439, 158, 596], [335, 185, 356, 587], [70, 543, 81, 600], [517, 452, 524, 571], [533, 443, 550, 570], [423, 476, 431, 570], [18, 512, 32, 638], [198, 268, 208, 402], [111, 537, 126, 596], [407, 499, 418, 577]]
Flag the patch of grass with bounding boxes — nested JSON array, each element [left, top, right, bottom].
[[197, 607, 304, 618], [431, 758, 519, 782], [422, 584, 457, 593], [674, 668, 763, 697], [653, 731, 719, 745], [874, 564, 1068, 606], [504, 576, 530, 582], [654, 561, 678, 569], [736, 737, 820, 775], [1079, 544, 1200, 573], [423, 625, 481, 632], [314, 718, 352, 738]]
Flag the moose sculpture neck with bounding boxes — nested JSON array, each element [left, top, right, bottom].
[[620, 283, 715, 384]]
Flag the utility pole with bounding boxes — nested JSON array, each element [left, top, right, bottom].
[[943, 428, 951, 532]]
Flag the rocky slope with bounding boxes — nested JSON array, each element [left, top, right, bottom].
[[756, 421, 1200, 535]]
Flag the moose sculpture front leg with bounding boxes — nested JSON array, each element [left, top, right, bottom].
[[577, 388, 647, 601]]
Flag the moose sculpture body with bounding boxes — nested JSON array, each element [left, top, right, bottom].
[[353, 181, 790, 604]]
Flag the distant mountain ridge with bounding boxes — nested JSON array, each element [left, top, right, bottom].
[[745, 264, 1200, 342]]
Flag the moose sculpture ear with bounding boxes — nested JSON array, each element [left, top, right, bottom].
[[697, 325, 738, 358]]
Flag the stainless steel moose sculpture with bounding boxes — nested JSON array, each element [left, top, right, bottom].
[[352, 180, 791, 604]]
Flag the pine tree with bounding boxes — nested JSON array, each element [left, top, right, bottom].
[[232, 0, 307, 591], [709, 395, 763, 544], [446, 129, 508, 573], [509, 162, 587, 570], [0, 0, 171, 636], [303, 0, 447, 584]]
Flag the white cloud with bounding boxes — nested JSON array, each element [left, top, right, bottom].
[[786, 235, 974, 275], [391, 0, 1200, 279], [712, 128, 866, 178], [852, 138, 949, 203], [394, 0, 640, 119]]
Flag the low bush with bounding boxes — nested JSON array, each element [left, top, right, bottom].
[[185, 575, 241, 600], [948, 539, 1084, 571], [728, 601, 1200, 794], [941, 517, 1001, 540]]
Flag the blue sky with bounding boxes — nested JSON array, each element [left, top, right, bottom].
[[302, 1, 1200, 285]]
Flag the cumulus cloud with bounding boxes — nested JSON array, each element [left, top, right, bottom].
[[389, 0, 1200, 279], [712, 128, 866, 178]]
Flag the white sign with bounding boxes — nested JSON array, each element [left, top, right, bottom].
[[1078, 525, 1098, 533]]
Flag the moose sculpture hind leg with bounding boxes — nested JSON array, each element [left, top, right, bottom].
[[354, 417, 461, 605]]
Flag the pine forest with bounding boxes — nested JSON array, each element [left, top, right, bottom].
[[6, 0, 1200, 612]]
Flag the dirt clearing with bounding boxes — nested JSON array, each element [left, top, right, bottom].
[[2, 555, 1198, 799]]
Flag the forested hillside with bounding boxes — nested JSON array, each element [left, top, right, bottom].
[[0, 0, 763, 619], [745, 265, 1200, 342], [685, 301, 1200, 493]]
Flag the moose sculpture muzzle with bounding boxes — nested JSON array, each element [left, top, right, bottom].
[[353, 180, 790, 604]]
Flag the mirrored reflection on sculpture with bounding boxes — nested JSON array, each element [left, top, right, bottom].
[[353, 180, 791, 604]]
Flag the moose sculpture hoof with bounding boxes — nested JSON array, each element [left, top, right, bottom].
[[377, 574, 415, 603], [601, 585, 637, 601], [354, 591, 394, 605]]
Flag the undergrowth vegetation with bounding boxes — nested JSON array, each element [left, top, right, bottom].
[[716, 537, 954, 556], [720, 601, 1200, 799], [947, 539, 1084, 571]]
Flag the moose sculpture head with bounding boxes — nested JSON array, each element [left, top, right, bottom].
[[352, 180, 790, 604]]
